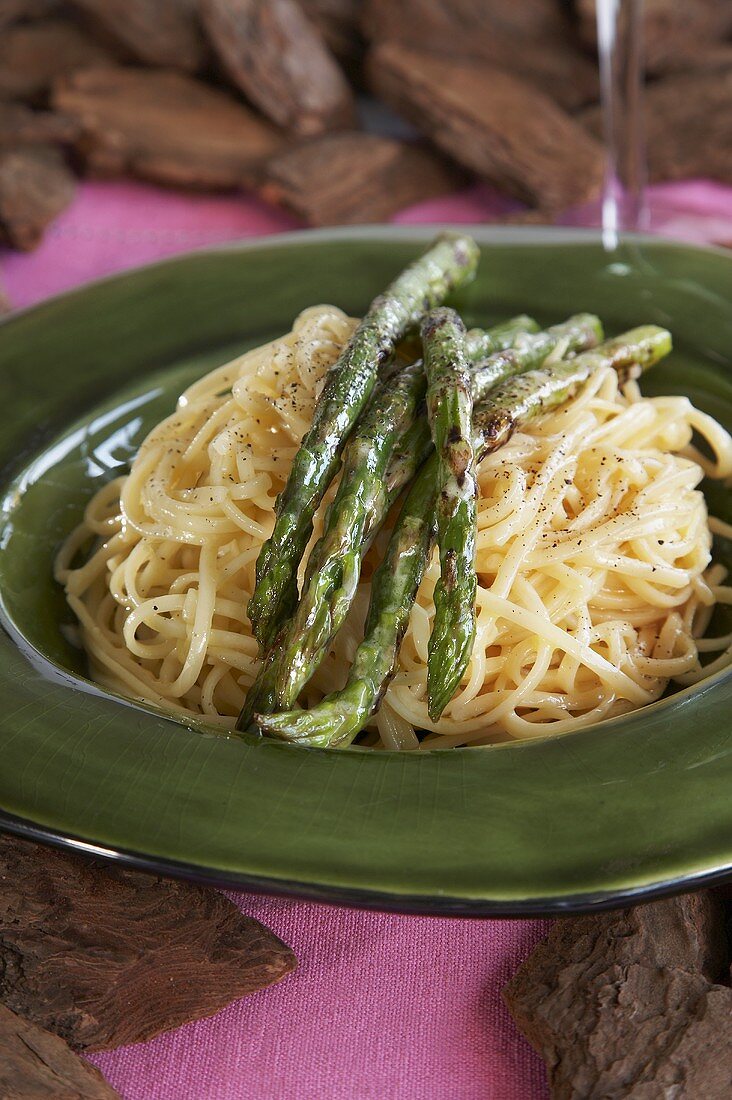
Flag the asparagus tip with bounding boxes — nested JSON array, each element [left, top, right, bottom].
[[255, 709, 341, 749]]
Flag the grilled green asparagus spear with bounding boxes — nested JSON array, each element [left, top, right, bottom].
[[423, 310, 605, 720], [264, 319, 548, 714], [237, 314, 601, 730], [256, 467, 436, 749], [421, 307, 477, 722], [255, 324, 671, 748], [246, 233, 480, 650], [381, 311, 602, 497], [237, 316, 540, 730]]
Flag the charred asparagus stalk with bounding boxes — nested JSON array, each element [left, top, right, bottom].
[[237, 315, 542, 730], [238, 314, 602, 731], [424, 311, 607, 719], [247, 232, 480, 650], [421, 307, 478, 722], [256, 466, 436, 749], [254, 324, 671, 748]]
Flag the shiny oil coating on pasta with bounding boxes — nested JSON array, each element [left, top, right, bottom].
[[56, 306, 732, 749]]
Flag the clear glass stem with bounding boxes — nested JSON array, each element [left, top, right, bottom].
[[596, 0, 648, 248]]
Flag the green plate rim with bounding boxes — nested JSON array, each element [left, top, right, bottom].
[[1, 225, 731, 915]]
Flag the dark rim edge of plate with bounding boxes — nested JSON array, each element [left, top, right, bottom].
[[1, 811, 730, 918]]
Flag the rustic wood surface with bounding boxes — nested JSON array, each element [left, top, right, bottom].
[[0, 1003, 120, 1099], [300, 0, 364, 67], [0, 17, 112, 101], [0, 142, 74, 248], [0, 0, 59, 32], [53, 66, 283, 189], [368, 41, 605, 211], [504, 892, 732, 1099], [0, 1, 730, 251], [201, 0, 355, 135], [580, 67, 732, 186], [0, 834, 297, 1052], [576, 0, 732, 75], [363, 0, 598, 110], [0, 99, 78, 146], [256, 130, 461, 225], [68, 0, 205, 72]]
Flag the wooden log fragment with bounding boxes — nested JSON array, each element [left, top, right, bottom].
[[256, 131, 461, 225], [201, 0, 356, 135], [300, 0, 364, 67], [503, 892, 732, 1100], [68, 0, 206, 73], [580, 68, 732, 185], [0, 834, 297, 1051], [0, 0, 59, 33], [0, 143, 74, 249], [0, 1004, 120, 1100], [0, 99, 79, 147], [363, 0, 598, 110], [53, 66, 283, 190], [0, 18, 112, 102], [575, 0, 732, 75], [367, 42, 604, 212]]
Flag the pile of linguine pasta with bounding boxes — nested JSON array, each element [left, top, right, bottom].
[[57, 303, 732, 749]]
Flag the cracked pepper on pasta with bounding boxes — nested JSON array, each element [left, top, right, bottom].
[[56, 305, 732, 749]]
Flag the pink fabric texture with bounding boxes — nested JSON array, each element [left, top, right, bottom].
[[90, 896, 552, 1100], [1, 178, 730, 1100]]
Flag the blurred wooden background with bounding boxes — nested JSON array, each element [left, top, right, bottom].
[[0, 0, 730, 249]]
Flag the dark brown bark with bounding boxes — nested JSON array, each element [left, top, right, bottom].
[[300, 0, 364, 68], [575, 0, 732, 75], [68, 0, 206, 73], [368, 42, 604, 211], [0, 0, 59, 32], [53, 66, 283, 190], [580, 67, 732, 185], [201, 0, 356, 135], [0, 1004, 120, 1100], [503, 892, 732, 1100], [256, 131, 461, 225], [0, 834, 297, 1052], [0, 143, 74, 249], [0, 99, 79, 147], [0, 18, 112, 102], [363, 0, 598, 110]]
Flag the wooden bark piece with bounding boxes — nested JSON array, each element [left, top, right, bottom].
[[368, 42, 604, 212], [0, 100, 79, 147], [0, 834, 297, 1051], [257, 131, 461, 225], [201, 0, 355, 135], [0, 143, 74, 249], [503, 892, 732, 1100], [300, 0, 363, 67], [69, 0, 205, 73], [0, 18, 112, 101], [363, 0, 598, 110], [53, 67, 282, 190], [0, 0, 59, 33], [575, 0, 732, 75], [580, 68, 732, 185], [0, 1004, 120, 1100]]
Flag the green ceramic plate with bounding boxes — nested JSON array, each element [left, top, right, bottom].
[[1, 227, 731, 915]]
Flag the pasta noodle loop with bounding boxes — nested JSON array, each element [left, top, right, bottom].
[[56, 307, 732, 746]]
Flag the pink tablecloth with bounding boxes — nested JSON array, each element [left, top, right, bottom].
[[2, 178, 731, 1100]]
